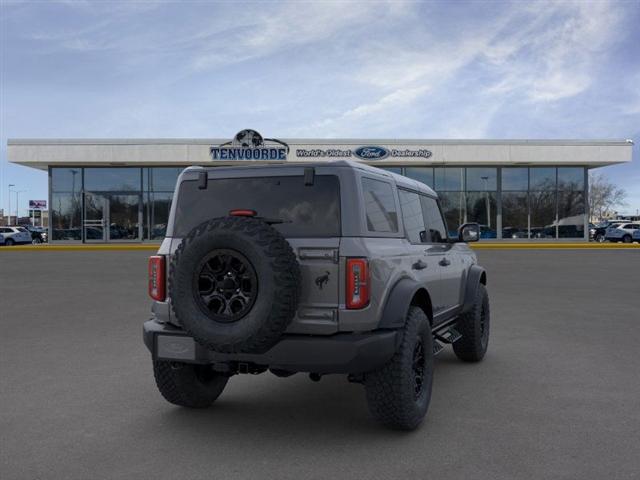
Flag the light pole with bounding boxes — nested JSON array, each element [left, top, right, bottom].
[[70, 169, 79, 229], [15, 190, 26, 224], [8, 184, 15, 225]]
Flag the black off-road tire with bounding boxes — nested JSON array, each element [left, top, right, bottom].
[[595, 233, 605, 243], [153, 360, 228, 408], [364, 306, 434, 430], [453, 283, 490, 362], [170, 216, 301, 354]]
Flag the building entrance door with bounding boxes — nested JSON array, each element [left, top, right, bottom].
[[84, 193, 142, 242]]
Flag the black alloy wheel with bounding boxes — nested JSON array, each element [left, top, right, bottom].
[[194, 249, 258, 323]]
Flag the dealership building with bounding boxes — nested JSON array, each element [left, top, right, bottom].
[[7, 135, 633, 242]]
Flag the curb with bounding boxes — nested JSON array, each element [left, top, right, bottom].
[[1, 243, 639, 251], [470, 243, 640, 249], [0, 244, 160, 251]]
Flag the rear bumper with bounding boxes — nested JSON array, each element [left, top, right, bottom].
[[143, 320, 398, 374]]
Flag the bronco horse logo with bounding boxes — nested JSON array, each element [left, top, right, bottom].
[[315, 271, 330, 290]]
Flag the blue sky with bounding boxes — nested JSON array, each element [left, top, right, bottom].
[[1, 0, 639, 216]]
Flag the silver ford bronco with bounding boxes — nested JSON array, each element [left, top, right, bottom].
[[143, 160, 489, 430]]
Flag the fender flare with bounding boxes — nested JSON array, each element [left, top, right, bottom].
[[461, 265, 487, 314], [378, 278, 430, 329]]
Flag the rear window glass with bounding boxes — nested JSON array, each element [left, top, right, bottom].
[[362, 177, 398, 233], [173, 175, 340, 237]]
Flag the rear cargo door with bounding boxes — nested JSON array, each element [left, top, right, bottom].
[[285, 238, 341, 335]]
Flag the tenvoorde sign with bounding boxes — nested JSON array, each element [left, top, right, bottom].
[[211, 131, 433, 162], [210, 129, 288, 161]]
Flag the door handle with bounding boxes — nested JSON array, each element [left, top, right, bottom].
[[412, 260, 428, 270], [439, 258, 451, 267]]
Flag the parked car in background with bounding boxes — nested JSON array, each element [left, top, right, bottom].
[[0, 226, 33, 246], [605, 223, 640, 243], [591, 220, 626, 242], [20, 225, 48, 244], [502, 227, 528, 239], [479, 225, 497, 239]]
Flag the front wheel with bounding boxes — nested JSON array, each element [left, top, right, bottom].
[[364, 306, 433, 430], [5, 238, 14, 246], [622, 235, 632, 244], [453, 283, 490, 362], [152, 360, 229, 408], [595, 233, 605, 243], [32, 238, 42, 245]]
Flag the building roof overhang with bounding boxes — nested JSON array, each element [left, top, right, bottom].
[[7, 138, 634, 171]]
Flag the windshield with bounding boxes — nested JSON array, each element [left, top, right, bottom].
[[173, 175, 341, 238]]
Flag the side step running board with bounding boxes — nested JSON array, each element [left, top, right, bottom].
[[432, 327, 462, 355]]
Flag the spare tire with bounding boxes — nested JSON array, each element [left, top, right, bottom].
[[169, 216, 301, 353]]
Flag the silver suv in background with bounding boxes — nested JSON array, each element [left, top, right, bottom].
[[0, 226, 32, 246], [605, 223, 640, 243], [143, 161, 490, 430]]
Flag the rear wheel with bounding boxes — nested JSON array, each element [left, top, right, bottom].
[[152, 360, 228, 408], [364, 306, 433, 430], [5, 238, 14, 246], [622, 234, 632, 243], [453, 283, 490, 362]]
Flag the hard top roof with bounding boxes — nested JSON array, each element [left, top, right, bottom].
[[187, 160, 437, 196]]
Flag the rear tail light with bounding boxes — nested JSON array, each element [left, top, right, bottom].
[[346, 258, 369, 309], [148, 255, 166, 301], [229, 209, 257, 217]]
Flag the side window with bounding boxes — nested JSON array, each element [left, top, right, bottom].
[[420, 195, 448, 243], [399, 189, 427, 243], [362, 177, 398, 233]]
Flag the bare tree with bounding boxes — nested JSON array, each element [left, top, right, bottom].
[[589, 172, 627, 221]]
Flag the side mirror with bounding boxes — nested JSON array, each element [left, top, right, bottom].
[[458, 223, 480, 243]]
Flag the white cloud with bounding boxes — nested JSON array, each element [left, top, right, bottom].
[[483, 0, 622, 102]]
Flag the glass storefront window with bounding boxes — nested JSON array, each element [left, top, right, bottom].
[[466, 192, 497, 238], [466, 168, 497, 191], [502, 192, 528, 239], [558, 167, 584, 191], [435, 168, 464, 191], [148, 192, 173, 240], [529, 168, 556, 191], [84, 168, 141, 192], [150, 167, 184, 192], [557, 191, 585, 238], [438, 191, 465, 237], [405, 167, 434, 188], [51, 192, 82, 240], [502, 168, 528, 191], [51, 168, 82, 193], [530, 190, 556, 238]]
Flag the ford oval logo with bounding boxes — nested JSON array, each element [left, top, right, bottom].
[[354, 146, 389, 160]]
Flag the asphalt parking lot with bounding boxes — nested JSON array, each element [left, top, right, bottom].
[[1, 249, 639, 480]]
